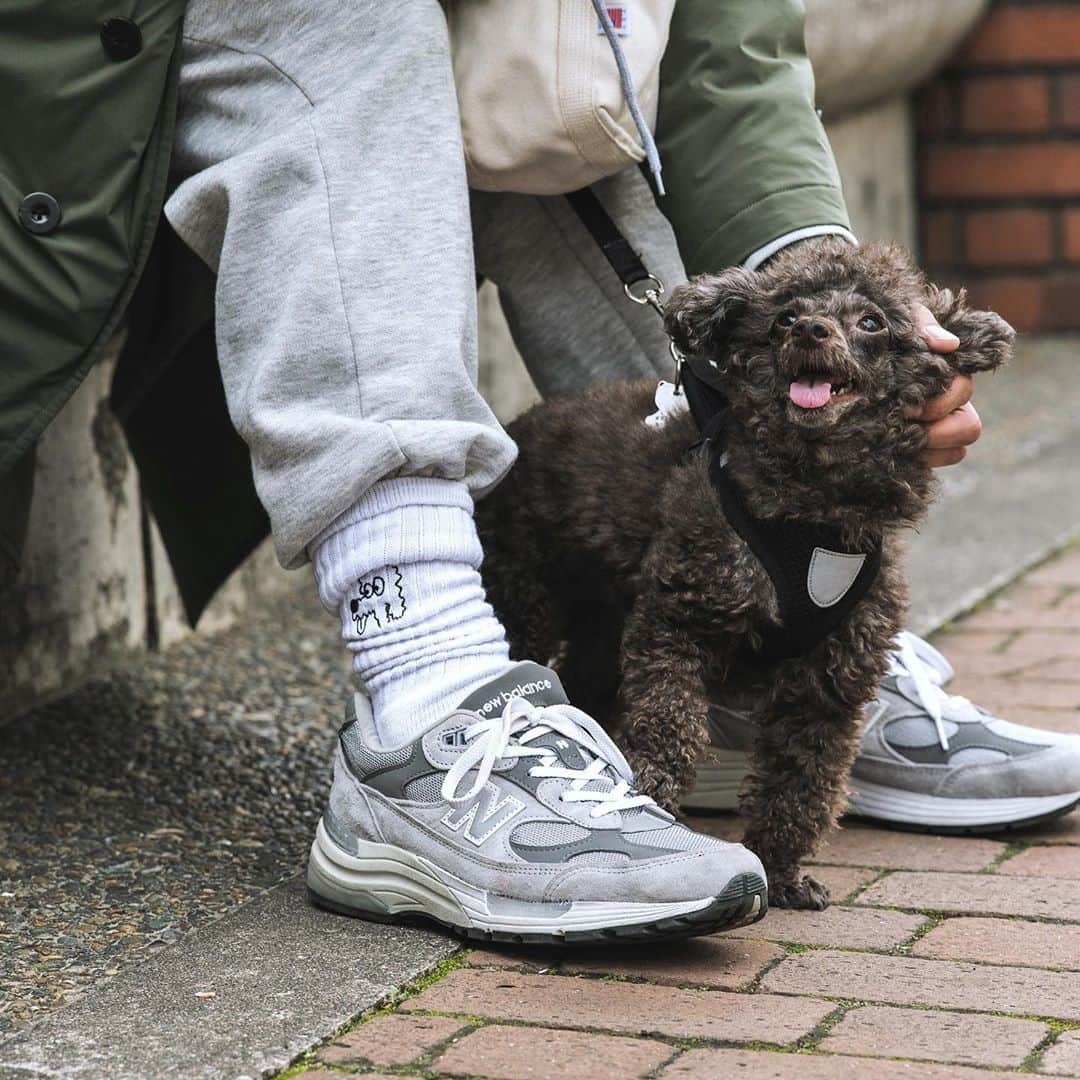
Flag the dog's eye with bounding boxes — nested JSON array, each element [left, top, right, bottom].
[[857, 314, 885, 333], [776, 311, 797, 328]]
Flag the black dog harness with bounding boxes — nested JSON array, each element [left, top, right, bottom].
[[567, 185, 883, 662], [685, 370, 883, 662]]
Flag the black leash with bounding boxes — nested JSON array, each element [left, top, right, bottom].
[[566, 185, 723, 430], [565, 187, 654, 293]]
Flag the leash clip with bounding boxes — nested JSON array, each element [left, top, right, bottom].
[[670, 340, 685, 392], [623, 274, 685, 389], [623, 274, 666, 317]]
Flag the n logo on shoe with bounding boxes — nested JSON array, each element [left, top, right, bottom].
[[441, 783, 526, 846]]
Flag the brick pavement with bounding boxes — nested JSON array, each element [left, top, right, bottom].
[[284, 545, 1080, 1079]]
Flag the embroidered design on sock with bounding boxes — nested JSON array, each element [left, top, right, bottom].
[[349, 566, 408, 637], [385, 566, 408, 623]]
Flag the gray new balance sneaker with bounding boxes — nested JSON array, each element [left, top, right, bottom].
[[684, 632, 1080, 832], [307, 662, 767, 944]]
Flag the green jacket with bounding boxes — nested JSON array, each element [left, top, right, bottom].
[[0, 0, 848, 622], [0, 0, 186, 579]]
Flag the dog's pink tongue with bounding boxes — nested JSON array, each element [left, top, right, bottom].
[[789, 376, 832, 409]]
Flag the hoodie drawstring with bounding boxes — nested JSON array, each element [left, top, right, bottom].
[[590, 0, 666, 195]]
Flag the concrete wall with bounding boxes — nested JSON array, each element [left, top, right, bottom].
[[0, 343, 147, 717], [0, 339, 301, 718], [828, 98, 917, 252]]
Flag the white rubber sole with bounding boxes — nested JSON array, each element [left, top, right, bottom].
[[682, 752, 1080, 831], [681, 751, 750, 811], [847, 780, 1080, 829], [306, 819, 758, 939]]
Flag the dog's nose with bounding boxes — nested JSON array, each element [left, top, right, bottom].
[[792, 318, 833, 346]]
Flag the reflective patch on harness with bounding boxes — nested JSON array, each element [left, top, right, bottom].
[[807, 547, 868, 608]]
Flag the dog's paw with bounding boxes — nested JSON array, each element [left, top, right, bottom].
[[769, 874, 830, 911], [630, 759, 682, 814]]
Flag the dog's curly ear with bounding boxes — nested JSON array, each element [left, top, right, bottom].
[[664, 267, 758, 360], [924, 285, 1015, 375]]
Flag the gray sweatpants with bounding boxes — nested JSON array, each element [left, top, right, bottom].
[[165, 0, 685, 569]]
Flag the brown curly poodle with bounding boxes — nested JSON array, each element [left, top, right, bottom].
[[477, 240, 1013, 908]]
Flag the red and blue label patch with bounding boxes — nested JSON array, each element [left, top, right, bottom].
[[597, 3, 630, 36]]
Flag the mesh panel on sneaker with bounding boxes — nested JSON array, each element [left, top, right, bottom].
[[511, 820, 592, 847], [340, 724, 413, 778], [580, 776, 615, 794], [629, 826, 724, 853], [402, 773, 445, 803], [949, 747, 1009, 766], [566, 850, 633, 867], [885, 716, 959, 748]]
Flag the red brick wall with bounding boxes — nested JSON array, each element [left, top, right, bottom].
[[916, 1, 1080, 331]]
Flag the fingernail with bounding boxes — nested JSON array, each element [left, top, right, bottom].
[[924, 323, 960, 344]]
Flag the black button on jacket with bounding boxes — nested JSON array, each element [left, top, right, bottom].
[[101, 17, 143, 61], [18, 192, 62, 235]]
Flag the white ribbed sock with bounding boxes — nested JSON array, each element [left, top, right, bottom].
[[310, 477, 512, 745]]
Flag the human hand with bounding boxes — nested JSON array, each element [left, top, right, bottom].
[[908, 303, 981, 468]]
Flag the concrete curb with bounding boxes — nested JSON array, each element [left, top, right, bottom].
[[907, 335, 1080, 635], [0, 877, 458, 1079]]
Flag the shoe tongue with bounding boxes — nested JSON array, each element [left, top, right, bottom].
[[457, 661, 569, 719], [530, 731, 594, 771], [879, 674, 931, 719]]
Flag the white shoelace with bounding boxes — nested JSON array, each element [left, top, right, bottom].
[[441, 697, 655, 819], [888, 630, 979, 753]]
